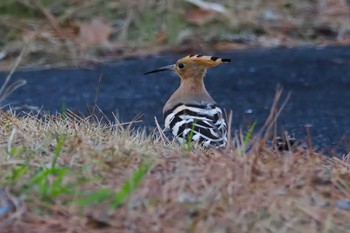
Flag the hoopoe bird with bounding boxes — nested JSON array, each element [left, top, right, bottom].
[[145, 55, 230, 148]]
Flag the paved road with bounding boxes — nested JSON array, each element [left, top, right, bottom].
[[1, 46, 349, 151]]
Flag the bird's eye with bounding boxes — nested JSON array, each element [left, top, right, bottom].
[[178, 63, 184, 69]]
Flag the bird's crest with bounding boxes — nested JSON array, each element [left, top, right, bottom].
[[144, 54, 230, 75], [177, 54, 231, 67]]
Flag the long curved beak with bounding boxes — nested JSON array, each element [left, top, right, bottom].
[[144, 64, 175, 75]]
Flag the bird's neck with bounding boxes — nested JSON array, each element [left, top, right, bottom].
[[164, 77, 215, 110], [179, 77, 206, 94]]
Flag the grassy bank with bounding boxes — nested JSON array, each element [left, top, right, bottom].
[[1, 0, 350, 69], [0, 99, 349, 232]]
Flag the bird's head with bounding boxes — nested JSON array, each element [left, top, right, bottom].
[[144, 55, 230, 80]]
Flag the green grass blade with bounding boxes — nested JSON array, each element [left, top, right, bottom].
[[78, 188, 113, 206], [51, 134, 64, 169], [187, 120, 197, 151], [29, 167, 69, 198], [244, 120, 257, 146], [6, 165, 28, 184], [60, 102, 67, 118], [110, 160, 151, 209], [48, 168, 69, 198]]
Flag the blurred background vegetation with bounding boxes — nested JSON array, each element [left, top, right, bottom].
[[1, 0, 350, 69]]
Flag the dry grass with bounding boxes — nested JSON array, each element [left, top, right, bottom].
[[1, 0, 350, 69], [0, 102, 349, 232]]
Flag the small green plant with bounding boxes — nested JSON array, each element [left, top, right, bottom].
[[29, 167, 70, 200], [244, 120, 257, 146], [78, 160, 151, 209], [8, 146, 27, 157], [111, 160, 150, 209], [186, 120, 197, 151], [10, 135, 73, 201], [51, 134, 64, 169], [4, 165, 28, 185], [60, 102, 67, 118], [237, 120, 257, 156], [77, 188, 113, 206]]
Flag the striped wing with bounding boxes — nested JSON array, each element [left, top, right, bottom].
[[164, 103, 227, 148]]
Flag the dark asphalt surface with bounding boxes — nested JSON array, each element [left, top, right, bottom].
[[1, 46, 349, 151]]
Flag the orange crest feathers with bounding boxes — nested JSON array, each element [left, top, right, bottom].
[[177, 54, 231, 67]]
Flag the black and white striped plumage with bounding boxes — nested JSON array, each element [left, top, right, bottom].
[[164, 103, 227, 148]]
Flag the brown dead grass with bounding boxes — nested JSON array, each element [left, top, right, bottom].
[[1, 0, 350, 70], [0, 104, 349, 232]]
